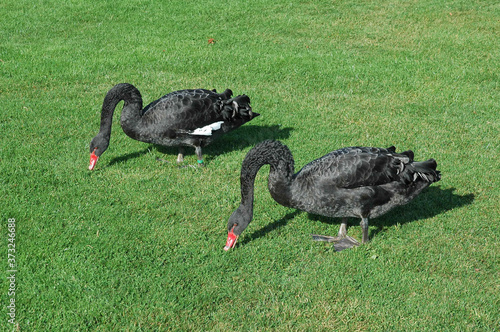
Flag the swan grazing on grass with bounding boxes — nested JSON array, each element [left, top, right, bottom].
[[224, 140, 440, 251], [89, 83, 259, 170]]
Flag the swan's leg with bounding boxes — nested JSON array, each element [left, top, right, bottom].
[[360, 217, 369, 243], [338, 218, 348, 238], [195, 146, 205, 167], [177, 147, 185, 164]]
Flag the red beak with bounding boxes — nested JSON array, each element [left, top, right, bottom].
[[89, 150, 99, 170], [224, 227, 239, 251]]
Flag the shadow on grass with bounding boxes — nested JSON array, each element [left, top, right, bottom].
[[308, 186, 474, 239], [107, 149, 151, 168], [154, 125, 293, 159], [237, 187, 474, 247], [239, 210, 302, 247], [106, 124, 293, 166]]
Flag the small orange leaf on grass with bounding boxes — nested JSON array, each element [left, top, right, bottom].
[[208, 38, 216, 44]]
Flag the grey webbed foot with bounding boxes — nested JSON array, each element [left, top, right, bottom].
[[311, 234, 360, 251]]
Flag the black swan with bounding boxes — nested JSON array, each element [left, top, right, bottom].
[[224, 140, 441, 251], [89, 83, 259, 170]]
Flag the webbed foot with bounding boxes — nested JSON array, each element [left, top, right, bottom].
[[311, 234, 360, 251]]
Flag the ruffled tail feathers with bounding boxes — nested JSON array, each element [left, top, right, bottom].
[[221, 95, 259, 121], [403, 158, 441, 184], [215, 88, 233, 100]]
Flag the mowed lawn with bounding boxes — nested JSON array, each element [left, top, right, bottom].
[[1, 0, 498, 330]]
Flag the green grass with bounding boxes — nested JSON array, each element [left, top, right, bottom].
[[1, 0, 499, 330]]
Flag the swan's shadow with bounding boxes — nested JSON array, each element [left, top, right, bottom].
[[308, 187, 474, 239], [107, 125, 292, 166], [241, 187, 474, 246], [238, 210, 302, 247], [107, 149, 150, 168]]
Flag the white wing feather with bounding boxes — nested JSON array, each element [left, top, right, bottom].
[[191, 121, 224, 136]]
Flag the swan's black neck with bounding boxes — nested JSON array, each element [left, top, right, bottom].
[[98, 83, 143, 140], [228, 140, 295, 236], [239, 140, 295, 208]]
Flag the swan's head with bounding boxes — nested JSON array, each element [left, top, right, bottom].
[[224, 204, 253, 251], [88, 134, 110, 170]]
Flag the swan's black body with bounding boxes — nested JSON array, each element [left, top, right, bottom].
[[225, 140, 441, 250], [89, 83, 258, 169]]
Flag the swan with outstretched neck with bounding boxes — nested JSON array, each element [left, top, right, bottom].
[[89, 83, 259, 170], [224, 140, 441, 251]]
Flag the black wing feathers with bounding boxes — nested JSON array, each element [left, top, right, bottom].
[[296, 147, 410, 189], [139, 88, 255, 133]]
